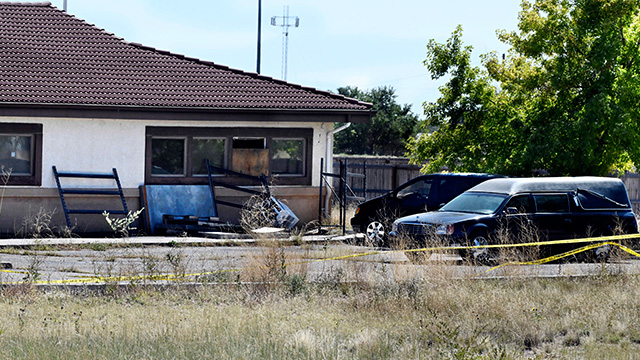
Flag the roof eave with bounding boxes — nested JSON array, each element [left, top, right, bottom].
[[0, 102, 374, 123]]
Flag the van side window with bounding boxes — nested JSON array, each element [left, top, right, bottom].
[[505, 195, 533, 213], [397, 179, 432, 198], [534, 194, 569, 213]]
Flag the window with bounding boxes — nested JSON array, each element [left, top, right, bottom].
[[151, 138, 186, 176], [534, 194, 569, 213], [0, 135, 31, 174], [192, 138, 225, 175], [145, 127, 312, 185], [271, 139, 304, 175], [0, 123, 42, 186], [397, 178, 432, 198], [505, 195, 534, 213]]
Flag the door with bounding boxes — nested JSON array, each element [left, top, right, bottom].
[[531, 193, 573, 240], [395, 177, 433, 215], [501, 194, 534, 243]]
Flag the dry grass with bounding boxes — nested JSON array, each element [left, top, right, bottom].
[[0, 205, 638, 358], [0, 273, 639, 359]]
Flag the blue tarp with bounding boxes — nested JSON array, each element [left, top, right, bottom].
[[140, 185, 217, 235]]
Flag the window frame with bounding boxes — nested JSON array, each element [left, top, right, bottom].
[[191, 137, 227, 177], [270, 137, 306, 177], [150, 136, 187, 177], [0, 123, 42, 186], [145, 127, 313, 186], [533, 193, 570, 213]]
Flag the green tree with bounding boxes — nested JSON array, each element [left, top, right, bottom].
[[409, 0, 640, 176], [408, 25, 501, 173], [334, 86, 419, 156]]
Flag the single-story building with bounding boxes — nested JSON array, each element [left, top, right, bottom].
[[0, 2, 373, 235]]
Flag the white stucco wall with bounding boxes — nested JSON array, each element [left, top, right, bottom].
[[1, 117, 331, 188]]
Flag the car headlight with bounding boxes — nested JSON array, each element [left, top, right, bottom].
[[436, 224, 454, 235], [355, 207, 360, 215]]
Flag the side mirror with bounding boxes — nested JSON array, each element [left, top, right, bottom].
[[504, 207, 519, 214]]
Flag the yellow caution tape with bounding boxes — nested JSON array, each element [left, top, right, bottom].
[[484, 241, 640, 273], [4, 233, 640, 285]]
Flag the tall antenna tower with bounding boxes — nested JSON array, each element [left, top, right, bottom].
[[271, 6, 299, 80]]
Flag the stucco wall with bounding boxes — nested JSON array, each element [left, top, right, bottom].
[[7, 117, 330, 188], [0, 117, 334, 235]]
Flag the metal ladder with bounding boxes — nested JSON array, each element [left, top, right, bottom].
[[52, 166, 129, 229]]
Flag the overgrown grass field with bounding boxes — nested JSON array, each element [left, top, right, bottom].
[[1, 272, 639, 359]]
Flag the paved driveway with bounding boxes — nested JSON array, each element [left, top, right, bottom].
[[1, 235, 639, 285]]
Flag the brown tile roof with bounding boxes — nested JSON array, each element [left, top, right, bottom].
[[0, 2, 372, 111]]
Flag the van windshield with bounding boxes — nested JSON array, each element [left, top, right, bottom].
[[439, 192, 507, 214]]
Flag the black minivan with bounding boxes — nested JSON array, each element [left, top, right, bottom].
[[351, 173, 504, 245], [390, 177, 639, 262]]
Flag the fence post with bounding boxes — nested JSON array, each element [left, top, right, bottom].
[[392, 165, 398, 189], [363, 160, 367, 200]]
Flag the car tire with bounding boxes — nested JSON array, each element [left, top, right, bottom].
[[365, 220, 386, 247], [595, 244, 610, 263], [461, 232, 494, 265]]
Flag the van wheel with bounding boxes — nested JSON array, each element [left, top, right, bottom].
[[365, 221, 386, 247], [462, 232, 493, 265], [595, 244, 610, 263]]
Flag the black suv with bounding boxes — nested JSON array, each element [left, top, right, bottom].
[[351, 173, 503, 245], [390, 177, 639, 262]]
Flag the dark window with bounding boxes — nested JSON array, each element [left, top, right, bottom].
[[0, 135, 31, 175], [233, 138, 265, 149], [576, 190, 629, 209], [534, 194, 569, 213], [151, 138, 185, 176], [505, 195, 534, 213], [397, 179, 432, 198], [0, 123, 42, 186]]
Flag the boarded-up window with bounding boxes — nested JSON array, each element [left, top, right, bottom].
[[232, 137, 268, 176]]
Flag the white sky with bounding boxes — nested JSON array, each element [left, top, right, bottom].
[[46, 0, 522, 118]]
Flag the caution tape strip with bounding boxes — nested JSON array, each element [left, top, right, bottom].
[[4, 233, 640, 285], [483, 241, 640, 274]]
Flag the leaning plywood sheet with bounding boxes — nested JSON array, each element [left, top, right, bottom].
[[140, 185, 217, 235]]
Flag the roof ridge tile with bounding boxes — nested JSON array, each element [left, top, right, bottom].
[[0, 2, 51, 6]]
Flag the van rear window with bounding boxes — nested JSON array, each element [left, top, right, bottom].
[[577, 190, 629, 209]]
